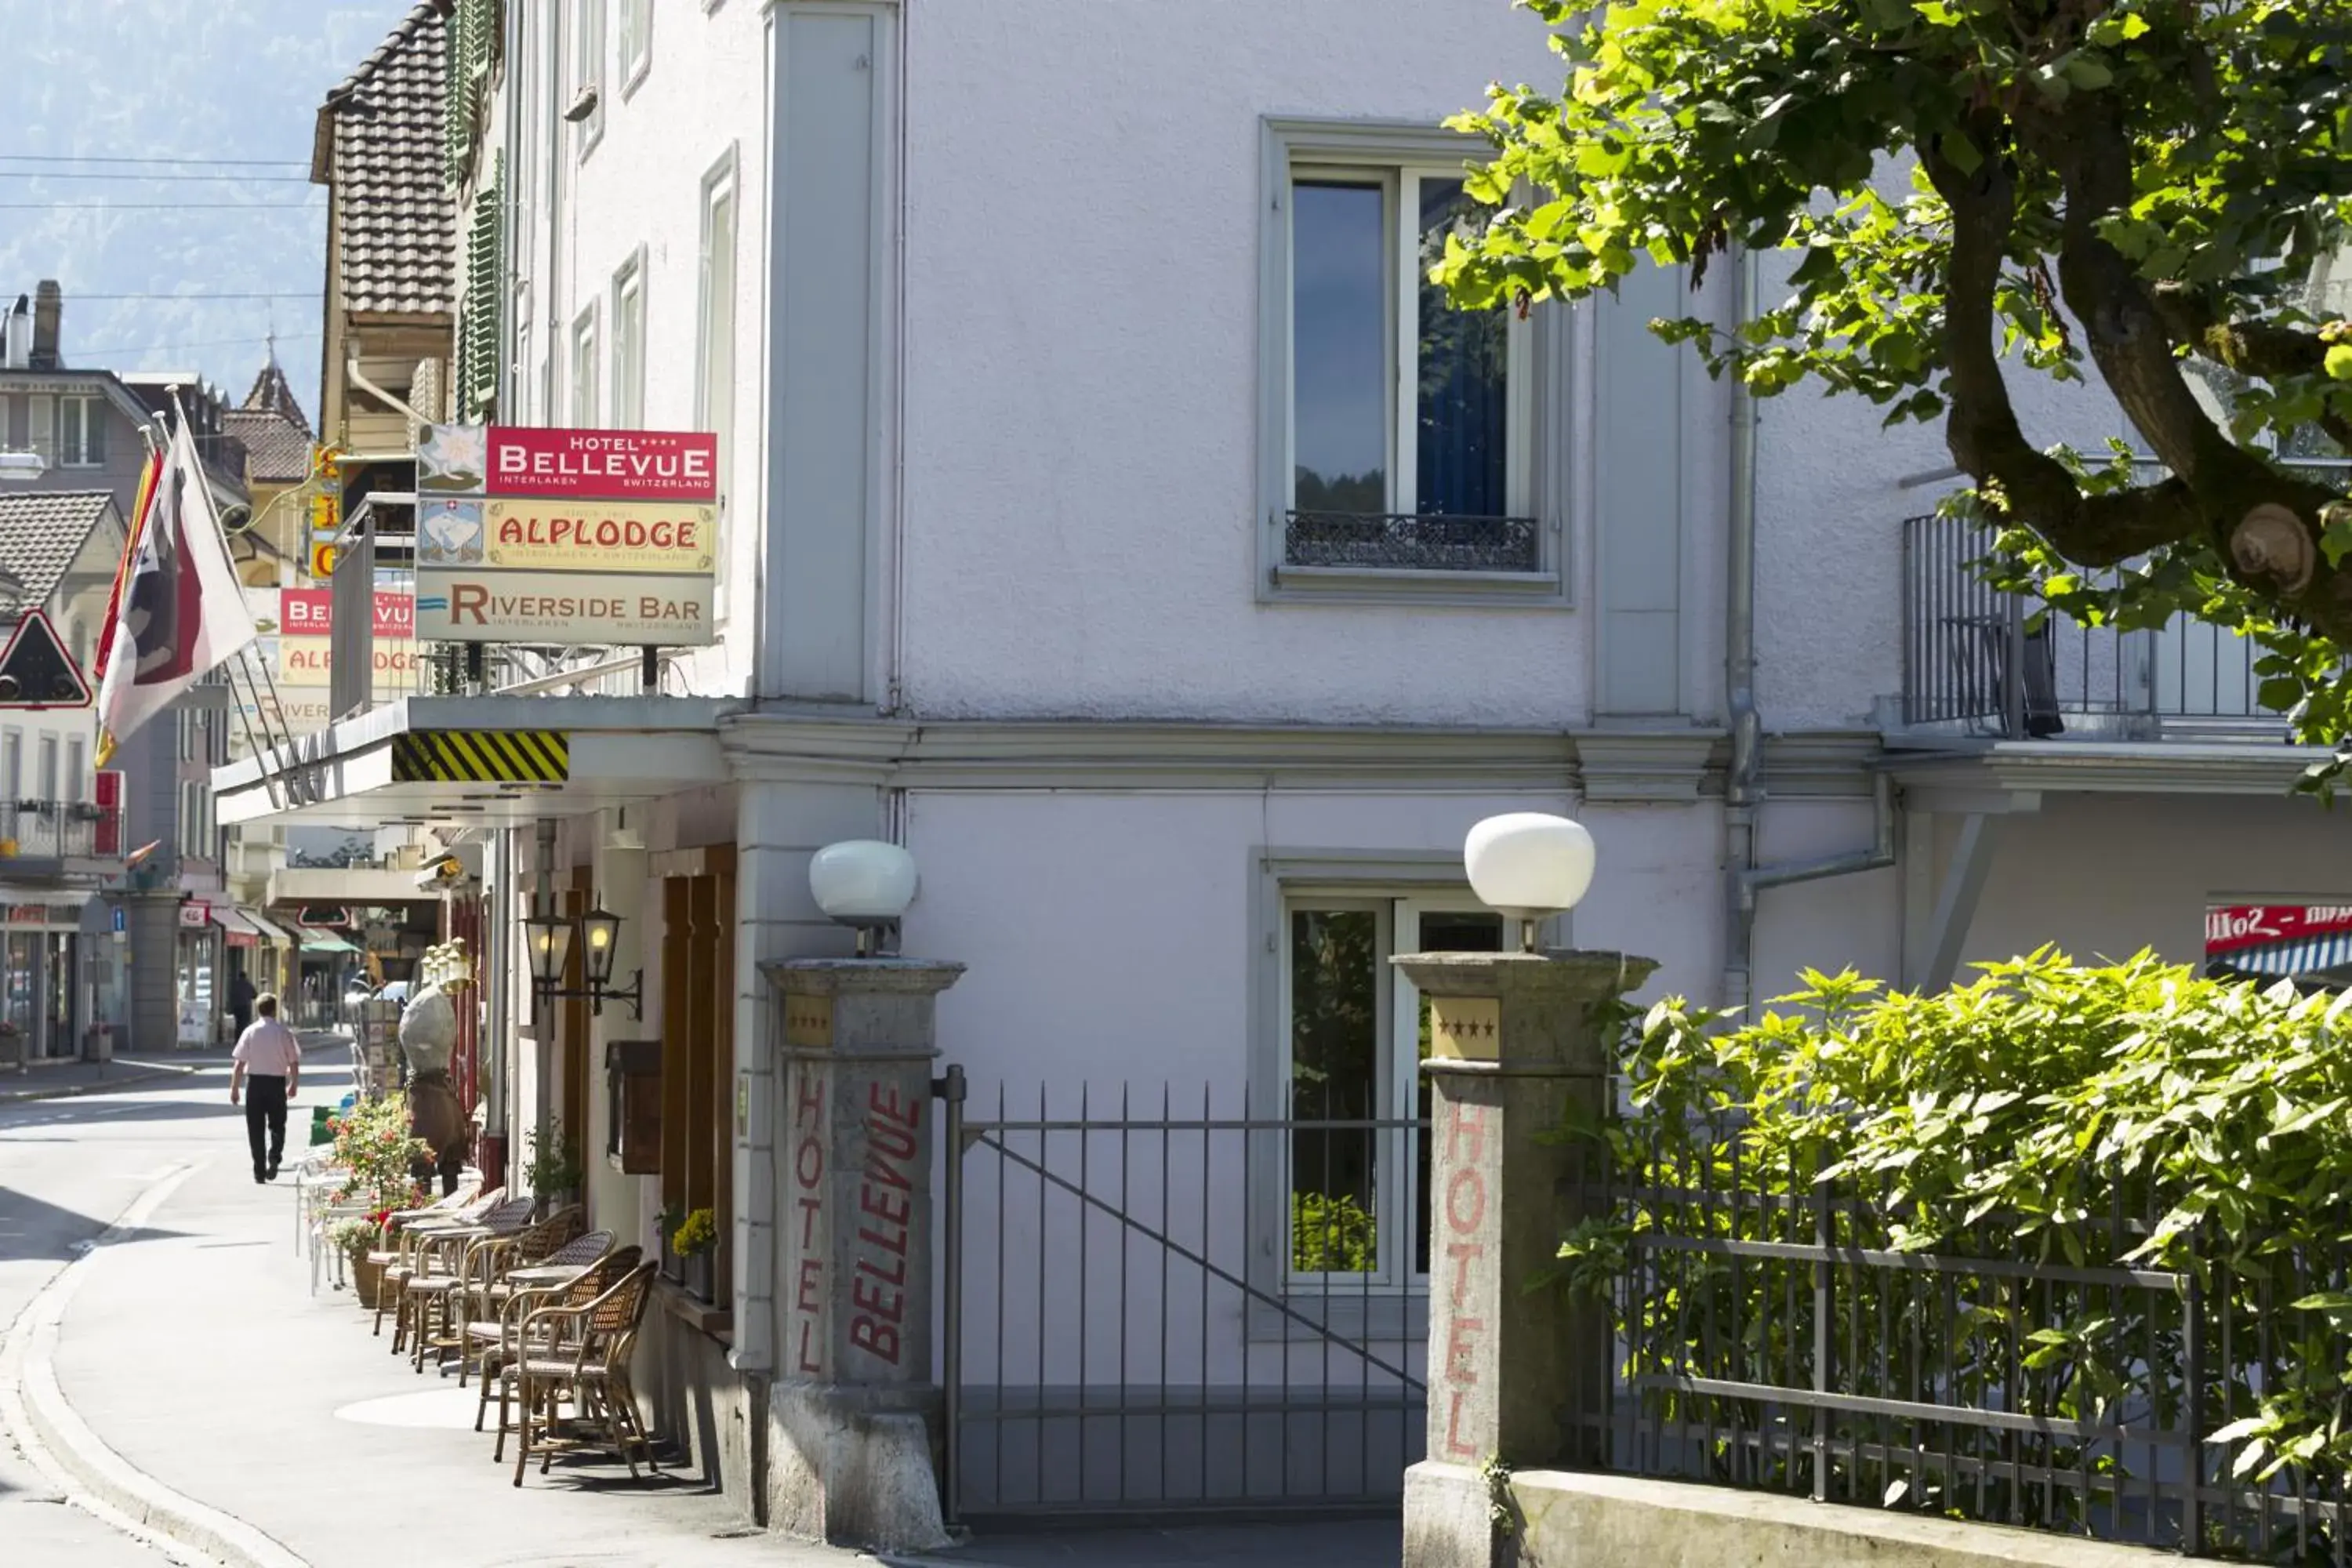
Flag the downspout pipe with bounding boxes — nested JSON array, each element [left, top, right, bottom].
[[1739, 771, 1898, 906]]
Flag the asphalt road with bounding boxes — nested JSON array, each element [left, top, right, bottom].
[[0, 1059, 256, 1566]]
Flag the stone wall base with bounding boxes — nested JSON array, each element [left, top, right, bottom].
[[633, 1291, 759, 1520], [1406, 1462, 2172, 1568], [766, 1381, 949, 1553]]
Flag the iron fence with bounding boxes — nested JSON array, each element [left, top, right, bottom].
[[940, 1068, 1428, 1524], [1604, 1108, 2352, 1562], [0, 799, 121, 861], [1901, 512, 2295, 739]]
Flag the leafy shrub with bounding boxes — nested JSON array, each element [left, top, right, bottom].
[[673, 1207, 719, 1257], [1291, 1191, 1377, 1273], [329, 1093, 432, 1211], [1584, 951, 2352, 1541]]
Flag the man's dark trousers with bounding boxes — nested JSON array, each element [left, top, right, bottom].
[[245, 1074, 288, 1178]]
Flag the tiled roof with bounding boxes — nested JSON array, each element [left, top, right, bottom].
[[223, 409, 311, 483], [314, 2, 455, 318], [241, 359, 312, 435], [0, 492, 118, 615]]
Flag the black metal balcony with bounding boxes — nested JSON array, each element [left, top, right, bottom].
[[1900, 513, 2303, 742], [1283, 510, 1541, 574]]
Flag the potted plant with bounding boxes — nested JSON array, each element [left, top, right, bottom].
[[522, 1129, 583, 1218], [330, 1214, 386, 1307], [655, 1202, 687, 1283], [328, 1094, 431, 1215], [672, 1207, 718, 1301]]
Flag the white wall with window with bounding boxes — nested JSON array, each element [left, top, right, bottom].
[[572, 0, 607, 153], [58, 396, 106, 467], [697, 153, 739, 622], [617, 0, 652, 96], [610, 251, 646, 431], [895, 2, 1622, 728], [571, 305, 601, 429]]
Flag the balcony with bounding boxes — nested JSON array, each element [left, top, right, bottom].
[[1283, 510, 1541, 573], [1896, 513, 2303, 746], [0, 797, 124, 876]]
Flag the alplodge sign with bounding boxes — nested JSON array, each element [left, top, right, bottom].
[[415, 570, 716, 646], [421, 423, 719, 503], [418, 498, 717, 574], [276, 639, 424, 688]]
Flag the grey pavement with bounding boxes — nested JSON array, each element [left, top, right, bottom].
[[0, 1053, 215, 1106], [888, 1519, 1399, 1568]]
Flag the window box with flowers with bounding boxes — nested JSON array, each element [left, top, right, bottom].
[[672, 1207, 718, 1302]]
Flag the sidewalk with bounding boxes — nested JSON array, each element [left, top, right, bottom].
[[0, 1051, 217, 1105], [38, 1116, 867, 1566]]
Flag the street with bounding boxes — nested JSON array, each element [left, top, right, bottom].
[[0, 1064, 214, 1566]]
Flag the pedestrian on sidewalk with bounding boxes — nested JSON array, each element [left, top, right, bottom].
[[229, 994, 301, 1184], [229, 967, 256, 1038]]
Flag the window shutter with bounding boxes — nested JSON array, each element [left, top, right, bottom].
[[442, 7, 470, 185], [461, 154, 504, 421]]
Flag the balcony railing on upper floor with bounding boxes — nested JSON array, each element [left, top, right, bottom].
[[1283, 510, 1541, 573], [1898, 512, 2311, 744], [0, 797, 123, 865]]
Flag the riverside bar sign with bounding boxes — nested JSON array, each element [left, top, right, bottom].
[[416, 423, 719, 647]]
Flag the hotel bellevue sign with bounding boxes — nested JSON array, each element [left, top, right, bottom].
[[413, 424, 719, 646]]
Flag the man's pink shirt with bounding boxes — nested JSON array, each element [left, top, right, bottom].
[[232, 1019, 302, 1076]]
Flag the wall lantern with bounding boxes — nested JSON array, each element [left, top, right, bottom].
[[1465, 812, 1597, 953], [523, 899, 643, 1018], [809, 840, 917, 957]]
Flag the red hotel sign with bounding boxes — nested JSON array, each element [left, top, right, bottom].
[[488, 427, 717, 503], [2205, 905, 2352, 956], [280, 588, 414, 641]]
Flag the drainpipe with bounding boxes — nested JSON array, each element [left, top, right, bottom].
[[1722, 246, 1897, 1011], [1722, 244, 1766, 1011], [345, 358, 427, 428]]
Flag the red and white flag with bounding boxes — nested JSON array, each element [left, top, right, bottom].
[[94, 419, 256, 764]]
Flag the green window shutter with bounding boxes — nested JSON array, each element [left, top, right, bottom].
[[442, 9, 468, 186], [461, 154, 504, 421]]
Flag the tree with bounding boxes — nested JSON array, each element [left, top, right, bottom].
[[1439, 0, 2352, 784]]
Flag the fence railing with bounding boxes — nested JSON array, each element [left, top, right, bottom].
[[1603, 1109, 2352, 1561], [1900, 513, 2299, 740], [0, 799, 121, 862], [940, 1071, 1428, 1523]]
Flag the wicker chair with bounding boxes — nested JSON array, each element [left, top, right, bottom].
[[387, 1197, 534, 1353], [412, 1207, 586, 1374], [506, 1261, 660, 1486], [464, 1229, 618, 1403], [488, 1247, 643, 1459], [369, 1189, 509, 1338]]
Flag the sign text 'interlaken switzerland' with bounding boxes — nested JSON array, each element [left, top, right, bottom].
[[415, 423, 720, 648]]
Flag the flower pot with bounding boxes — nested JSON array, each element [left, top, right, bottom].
[[684, 1250, 713, 1303], [352, 1253, 385, 1309]]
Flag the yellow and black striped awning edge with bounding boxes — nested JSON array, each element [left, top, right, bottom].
[[391, 731, 570, 785]]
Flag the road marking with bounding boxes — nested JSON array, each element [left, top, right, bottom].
[[0, 1155, 311, 1568]]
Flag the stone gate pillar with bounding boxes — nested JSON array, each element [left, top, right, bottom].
[[1391, 949, 1655, 1568], [762, 956, 963, 1552]]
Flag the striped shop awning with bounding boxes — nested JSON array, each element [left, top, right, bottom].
[[2215, 927, 2352, 981], [390, 730, 569, 785]]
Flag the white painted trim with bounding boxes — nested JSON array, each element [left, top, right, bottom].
[[617, 0, 653, 98], [608, 244, 648, 431]]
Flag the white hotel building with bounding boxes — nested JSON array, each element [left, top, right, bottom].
[[218, 0, 2352, 1534]]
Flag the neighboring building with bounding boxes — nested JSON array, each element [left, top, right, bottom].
[[223, 355, 316, 590], [0, 281, 285, 1052], [213, 0, 2352, 1532]]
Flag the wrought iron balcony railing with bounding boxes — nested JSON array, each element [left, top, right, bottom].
[[1283, 510, 1541, 574], [0, 798, 124, 863]]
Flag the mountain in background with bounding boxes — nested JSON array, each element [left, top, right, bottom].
[[0, 2, 421, 415]]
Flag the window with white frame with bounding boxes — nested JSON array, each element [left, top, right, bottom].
[[1265, 122, 1544, 590], [618, 0, 652, 95], [572, 306, 601, 429], [611, 253, 646, 430], [2, 729, 21, 804], [695, 153, 739, 516], [58, 397, 105, 466], [573, 0, 607, 153], [1283, 892, 1515, 1287], [35, 736, 56, 806], [65, 739, 83, 802]]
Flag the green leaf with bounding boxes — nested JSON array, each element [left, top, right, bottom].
[[2326, 345, 2352, 383]]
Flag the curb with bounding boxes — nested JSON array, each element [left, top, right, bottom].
[[0, 1159, 312, 1568], [0, 1059, 209, 1106]]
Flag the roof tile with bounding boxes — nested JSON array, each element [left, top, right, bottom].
[[0, 492, 118, 617], [321, 2, 456, 318]]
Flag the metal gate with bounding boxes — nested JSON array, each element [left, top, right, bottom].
[[938, 1066, 1428, 1523]]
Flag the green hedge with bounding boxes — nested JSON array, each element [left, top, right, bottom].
[[1292, 1191, 1378, 1274], [1575, 951, 2352, 1547]]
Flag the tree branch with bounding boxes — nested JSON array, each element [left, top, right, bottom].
[[2147, 284, 2352, 452]]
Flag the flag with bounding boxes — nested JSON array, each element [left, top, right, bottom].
[[90, 451, 161, 688], [94, 419, 257, 764]]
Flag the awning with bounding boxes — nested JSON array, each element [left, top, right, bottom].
[[210, 906, 266, 949], [2212, 930, 2352, 982], [297, 927, 358, 954], [245, 909, 296, 948]]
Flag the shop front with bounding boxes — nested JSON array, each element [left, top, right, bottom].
[[2206, 904, 2352, 989], [2, 898, 89, 1061]]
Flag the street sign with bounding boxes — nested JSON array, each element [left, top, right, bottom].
[[0, 610, 91, 708], [297, 905, 352, 928], [111, 906, 125, 934], [180, 901, 211, 929]]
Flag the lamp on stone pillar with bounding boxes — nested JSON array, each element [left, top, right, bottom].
[[808, 840, 918, 957], [1396, 811, 1653, 1568]]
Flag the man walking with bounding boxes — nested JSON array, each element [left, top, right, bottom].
[[229, 995, 301, 1183], [228, 967, 256, 1040]]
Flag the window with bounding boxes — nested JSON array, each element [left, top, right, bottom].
[[571, 306, 601, 429], [1282, 891, 1518, 1290], [658, 850, 738, 1310], [59, 397, 105, 466], [1259, 121, 1558, 601], [573, 0, 606, 153], [696, 153, 739, 559], [611, 252, 646, 430], [618, 0, 652, 95], [65, 739, 83, 802], [2, 729, 20, 802], [35, 736, 56, 806]]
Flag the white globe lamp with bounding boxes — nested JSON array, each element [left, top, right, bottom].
[[1465, 812, 1596, 952], [809, 840, 919, 956]]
